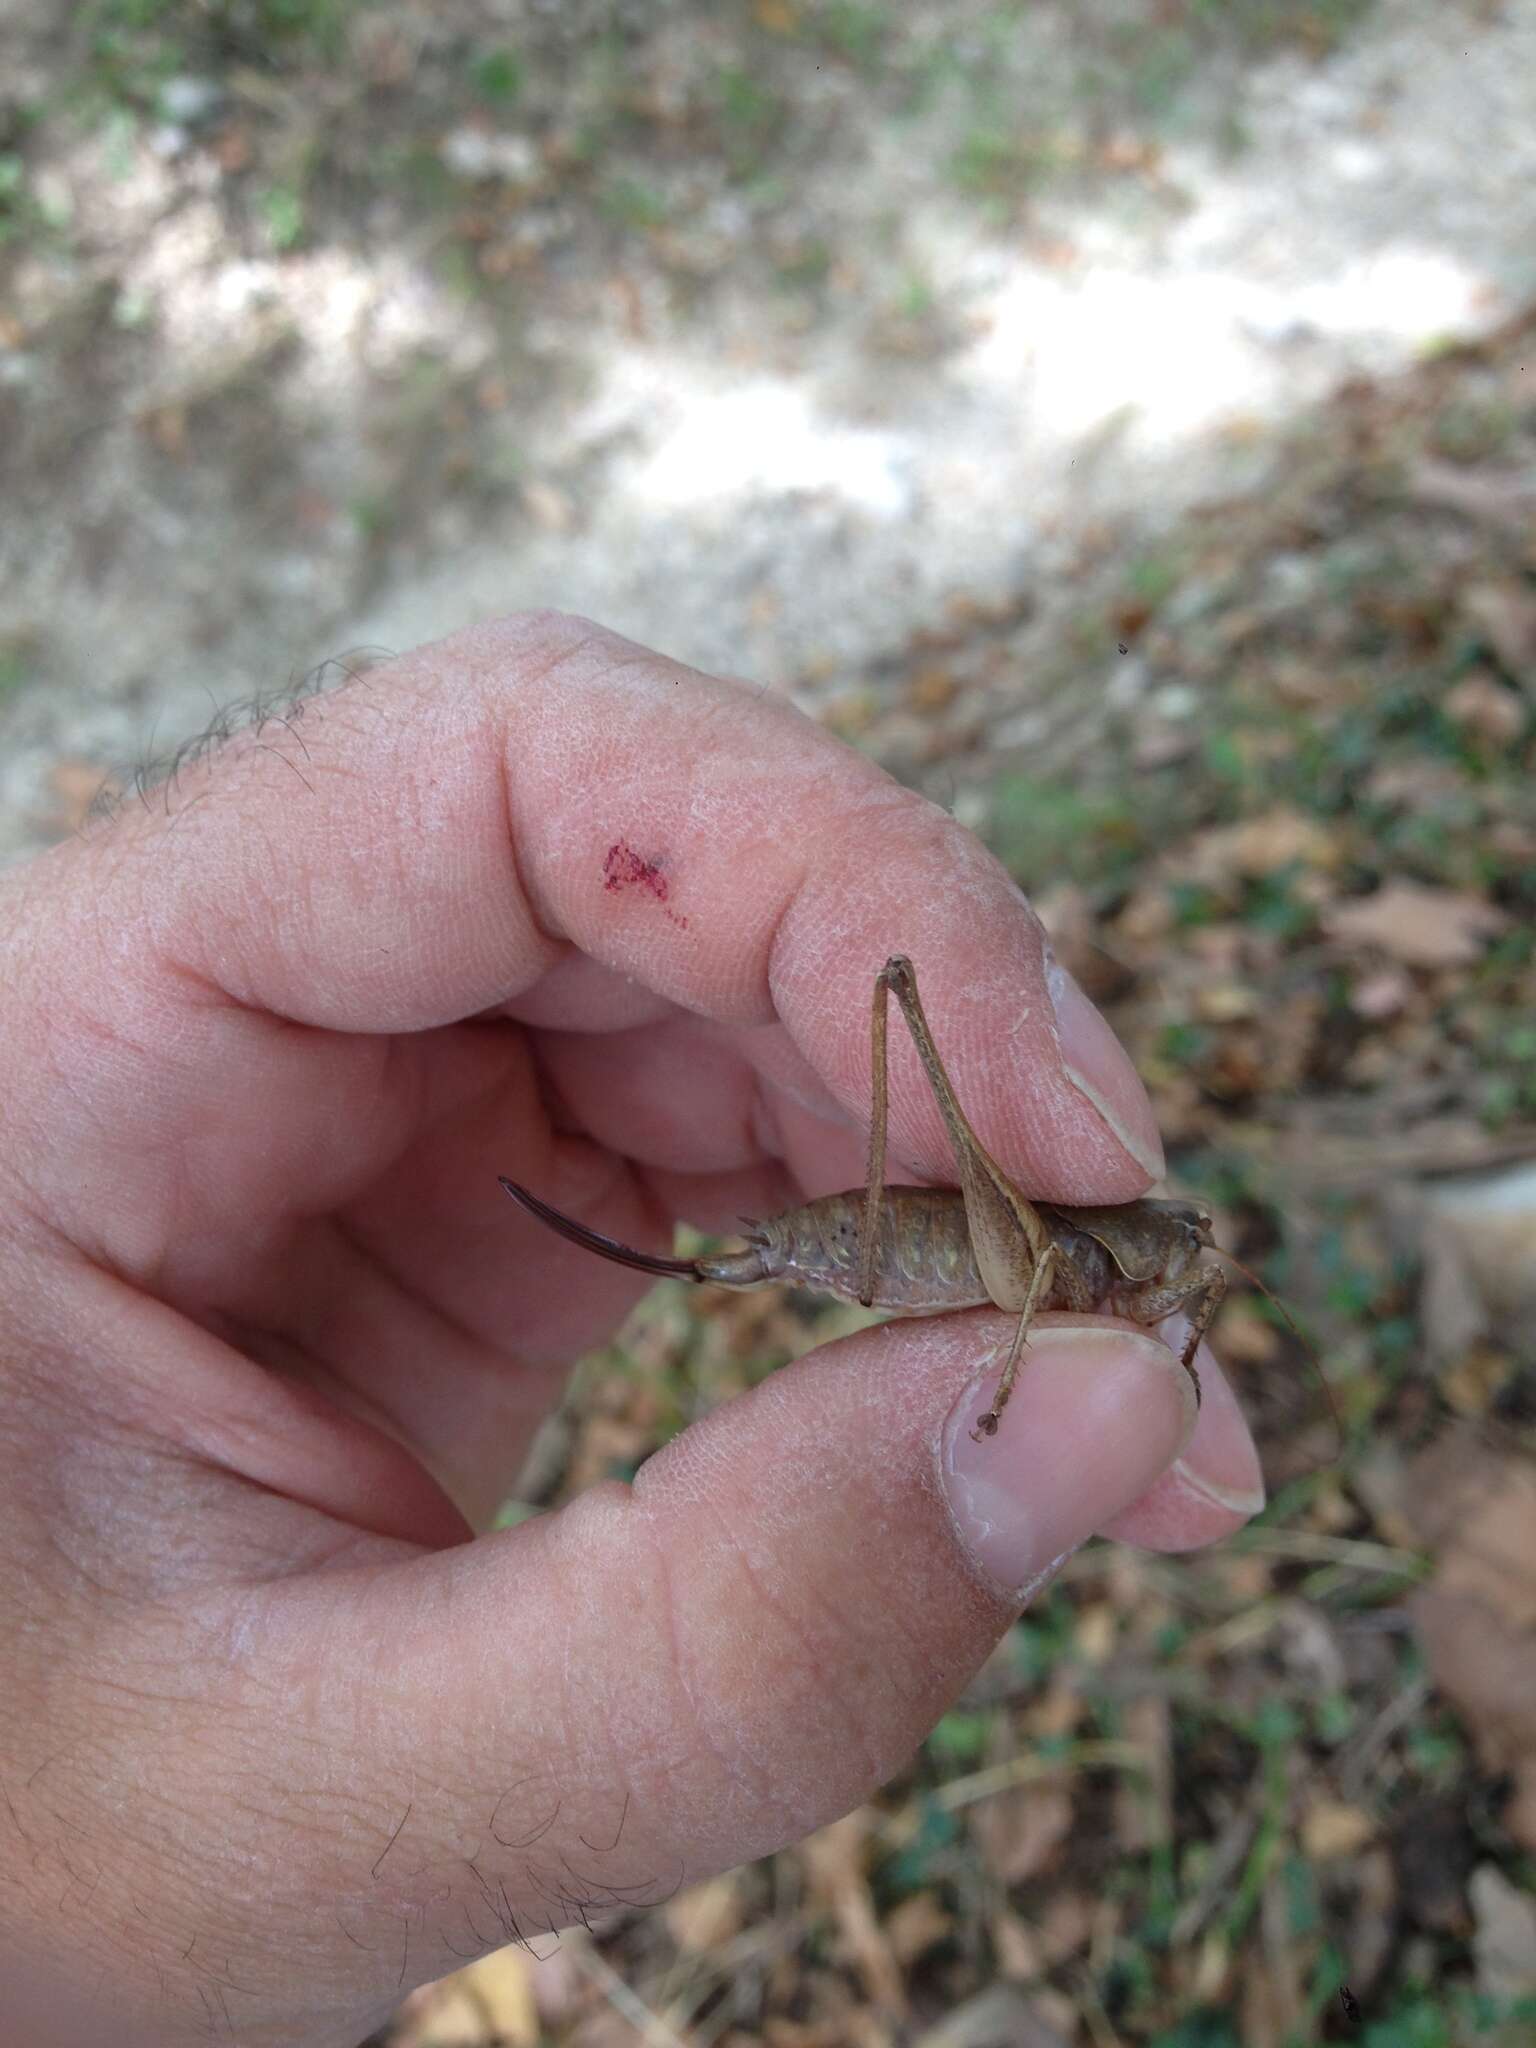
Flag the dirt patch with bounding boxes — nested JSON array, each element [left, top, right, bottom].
[[5, 2, 1536, 863]]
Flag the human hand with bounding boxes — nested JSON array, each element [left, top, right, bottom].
[[0, 613, 1262, 2046]]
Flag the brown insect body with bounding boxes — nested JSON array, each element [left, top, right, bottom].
[[499, 1179, 1211, 1328], [501, 956, 1227, 1443]]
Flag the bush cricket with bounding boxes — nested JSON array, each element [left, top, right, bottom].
[[500, 956, 1250, 1442]]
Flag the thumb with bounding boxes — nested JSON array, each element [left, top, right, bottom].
[[268, 1315, 1201, 2003]]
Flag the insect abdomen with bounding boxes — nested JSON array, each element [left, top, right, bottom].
[[733, 1186, 990, 1312]]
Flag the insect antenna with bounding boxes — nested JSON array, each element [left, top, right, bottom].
[[498, 1177, 699, 1279], [1210, 1244, 1343, 1460]]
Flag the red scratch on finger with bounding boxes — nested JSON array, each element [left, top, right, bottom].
[[602, 840, 688, 928]]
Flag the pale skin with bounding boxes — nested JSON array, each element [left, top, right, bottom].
[[0, 612, 1263, 2047]]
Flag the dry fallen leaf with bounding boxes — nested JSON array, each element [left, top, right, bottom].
[[1363, 757, 1469, 810], [1324, 881, 1509, 968], [1226, 806, 1340, 876], [1034, 883, 1137, 1003], [905, 663, 960, 712], [1471, 1864, 1536, 2003], [1301, 1796, 1376, 1862], [802, 1811, 906, 2018], [1407, 1439, 1536, 1850], [1194, 1929, 1233, 2007], [884, 1891, 953, 1967], [1415, 1206, 1495, 1367], [1114, 884, 1176, 945], [989, 1908, 1045, 1981], [1132, 719, 1196, 769], [1441, 1342, 1519, 1419], [1444, 669, 1527, 742], [1417, 1448, 1536, 1632], [1174, 807, 1338, 886], [453, 1949, 540, 2047], [1462, 579, 1536, 687], [665, 1873, 745, 1953], [1411, 459, 1536, 540], [969, 1782, 1074, 1886], [1349, 965, 1412, 1020], [1034, 1889, 1094, 1963], [912, 1983, 1071, 2048], [1071, 1604, 1115, 1668], [1213, 1296, 1282, 1365], [1343, 1845, 1398, 1999], [1193, 982, 1260, 1023], [1421, 1160, 1536, 1335], [393, 1981, 491, 2048]]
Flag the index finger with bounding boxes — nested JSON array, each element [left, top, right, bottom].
[[69, 611, 1162, 1199]]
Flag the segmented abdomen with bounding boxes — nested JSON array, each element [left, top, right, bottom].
[[694, 1188, 1125, 1317], [745, 1186, 991, 1312]]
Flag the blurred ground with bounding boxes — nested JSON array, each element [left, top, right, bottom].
[[383, 308, 1536, 2048], [3, 4, 1536, 2046], [4, 1, 1536, 855]]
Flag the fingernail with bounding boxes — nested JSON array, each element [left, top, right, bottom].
[[1140, 1317, 1266, 1517], [1171, 1344, 1267, 1515], [940, 1328, 1194, 1598], [1046, 959, 1165, 1179]]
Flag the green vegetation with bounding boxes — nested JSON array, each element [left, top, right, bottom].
[[0, 0, 1389, 309], [468, 46, 522, 107]]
